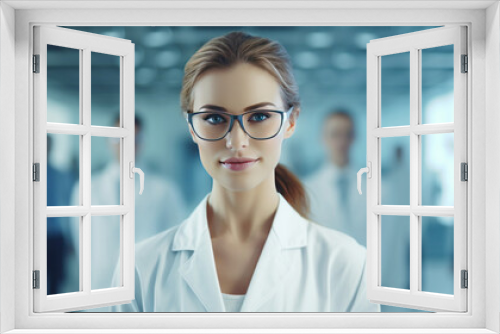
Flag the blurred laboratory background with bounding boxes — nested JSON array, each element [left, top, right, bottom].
[[45, 26, 455, 313]]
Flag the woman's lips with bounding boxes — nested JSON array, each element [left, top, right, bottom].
[[220, 159, 259, 171]]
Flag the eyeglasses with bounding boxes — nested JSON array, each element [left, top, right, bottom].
[[185, 106, 294, 141]]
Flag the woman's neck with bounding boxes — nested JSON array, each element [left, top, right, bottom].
[[207, 178, 279, 243]]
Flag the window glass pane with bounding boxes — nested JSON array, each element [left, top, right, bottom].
[[421, 216, 454, 294], [421, 45, 454, 124], [91, 136, 121, 205], [47, 45, 80, 124], [381, 52, 410, 127], [381, 215, 410, 290], [381, 136, 410, 205], [92, 52, 121, 127], [91, 216, 121, 290], [47, 217, 79, 295], [421, 133, 454, 206], [47, 134, 79, 206]]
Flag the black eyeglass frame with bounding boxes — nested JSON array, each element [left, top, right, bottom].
[[185, 106, 294, 141]]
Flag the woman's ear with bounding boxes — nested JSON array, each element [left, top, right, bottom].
[[284, 113, 297, 139], [188, 125, 198, 144]]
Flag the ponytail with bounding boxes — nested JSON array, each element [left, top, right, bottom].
[[275, 163, 310, 220]]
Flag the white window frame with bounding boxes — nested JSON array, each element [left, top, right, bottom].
[[33, 25, 136, 313], [365, 26, 468, 312], [1, 1, 499, 333]]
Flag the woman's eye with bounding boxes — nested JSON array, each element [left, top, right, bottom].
[[249, 112, 271, 122], [203, 114, 226, 124]]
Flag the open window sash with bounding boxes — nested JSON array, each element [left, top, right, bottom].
[[33, 25, 136, 312], [364, 26, 467, 312]]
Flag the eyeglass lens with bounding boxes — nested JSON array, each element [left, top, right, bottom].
[[191, 111, 283, 140]]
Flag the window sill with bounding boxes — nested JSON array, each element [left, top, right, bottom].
[[3, 329, 498, 334]]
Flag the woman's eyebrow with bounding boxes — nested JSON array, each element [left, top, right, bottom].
[[199, 102, 277, 112]]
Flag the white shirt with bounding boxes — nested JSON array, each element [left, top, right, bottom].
[[304, 163, 367, 247], [110, 192, 380, 312], [221, 293, 246, 312]]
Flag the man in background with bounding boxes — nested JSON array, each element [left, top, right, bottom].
[[305, 109, 367, 247]]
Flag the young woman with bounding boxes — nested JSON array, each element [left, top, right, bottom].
[[111, 31, 379, 313]]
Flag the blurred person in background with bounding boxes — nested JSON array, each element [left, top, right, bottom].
[[304, 110, 367, 247], [46, 135, 75, 294], [380, 146, 411, 305], [106, 113, 188, 243], [65, 114, 188, 309]]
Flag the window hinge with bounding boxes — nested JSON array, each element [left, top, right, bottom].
[[461, 162, 468, 181], [33, 163, 40, 182], [461, 270, 468, 289], [461, 54, 468, 73], [33, 270, 40, 289], [33, 54, 40, 73]]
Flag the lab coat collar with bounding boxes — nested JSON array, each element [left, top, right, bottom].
[[172, 192, 308, 312]]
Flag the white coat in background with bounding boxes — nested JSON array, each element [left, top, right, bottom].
[[380, 160, 411, 294], [110, 192, 380, 312], [64, 160, 188, 298], [304, 163, 367, 247]]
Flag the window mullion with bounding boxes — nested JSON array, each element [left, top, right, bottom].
[[122, 51, 135, 291], [47, 123, 88, 135], [82, 47, 91, 294], [409, 47, 420, 294], [413, 123, 454, 135], [374, 54, 382, 289]]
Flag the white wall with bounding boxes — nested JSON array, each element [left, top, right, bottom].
[[0, 1, 16, 333], [486, 2, 500, 333]]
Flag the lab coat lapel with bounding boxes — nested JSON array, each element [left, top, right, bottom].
[[174, 194, 225, 312], [238, 228, 292, 312], [178, 235, 225, 312], [239, 193, 308, 312], [173, 192, 308, 313]]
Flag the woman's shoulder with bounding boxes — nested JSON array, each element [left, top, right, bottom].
[[305, 218, 362, 246], [303, 219, 377, 312], [303, 218, 366, 263], [134, 224, 182, 266]]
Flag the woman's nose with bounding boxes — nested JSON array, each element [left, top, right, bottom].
[[225, 120, 249, 150]]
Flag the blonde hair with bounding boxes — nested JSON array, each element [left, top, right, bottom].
[[180, 31, 310, 219]]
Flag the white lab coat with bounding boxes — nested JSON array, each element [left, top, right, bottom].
[[304, 163, 367, 247], [64, 161, 188, 297], [110, 192, 380, 312]]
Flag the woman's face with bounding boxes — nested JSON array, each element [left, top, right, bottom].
[[189, 62, 296, 192]]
